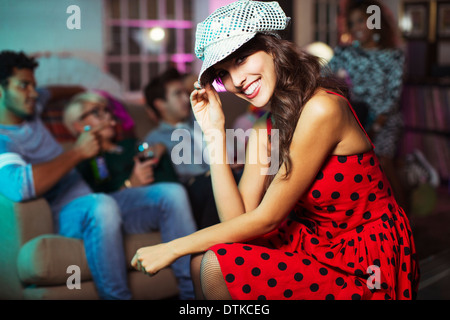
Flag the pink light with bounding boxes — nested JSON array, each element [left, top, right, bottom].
[[109, 19, 193, 29], [213, 80, 227, 92], [209, 0, 235, 12], [171, 53, 195, 63]]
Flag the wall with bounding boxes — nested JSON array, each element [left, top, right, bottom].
[[0, 0, 104, 68]]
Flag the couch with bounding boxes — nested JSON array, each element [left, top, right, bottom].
[[0, 98, 179, 300], [0, 90, 248, 300]]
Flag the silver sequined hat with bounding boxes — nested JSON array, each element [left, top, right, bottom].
[[195, 0, 290, 86]]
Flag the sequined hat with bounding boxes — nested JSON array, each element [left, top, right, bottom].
[[195, 0, 290, 86]]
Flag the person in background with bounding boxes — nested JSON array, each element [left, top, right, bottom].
[[0, 50, 194, 299], [63, 91, 197, 299], [143, 68, 222, 229], [132, 0, 419, 300], [327, 0, 407, 208]]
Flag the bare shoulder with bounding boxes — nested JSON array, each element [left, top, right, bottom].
[[299, 90, 347, 128], [303, 90, 347, 115]]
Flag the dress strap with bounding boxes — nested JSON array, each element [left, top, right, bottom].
[[266, 112, 273, 139], [325, 91, 375, 149]]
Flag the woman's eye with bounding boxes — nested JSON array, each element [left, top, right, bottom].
[[217, 70, 228, 79], [236, 56, 247, 65]]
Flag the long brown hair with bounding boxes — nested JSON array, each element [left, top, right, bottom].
[[206, 34, 348, 188]]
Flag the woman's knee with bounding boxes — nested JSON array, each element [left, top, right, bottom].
[[200, 250, 231, 300]]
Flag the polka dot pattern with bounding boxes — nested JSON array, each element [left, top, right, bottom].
[[210, 142, 419, 300]]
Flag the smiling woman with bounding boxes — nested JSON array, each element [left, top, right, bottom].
[[132, 0, 420, 301], [213, 50, 276, 107]]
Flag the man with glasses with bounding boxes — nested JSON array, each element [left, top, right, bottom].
[[0, 51, 196, 299]]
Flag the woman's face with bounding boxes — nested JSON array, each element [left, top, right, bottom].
[[348, 9, 375, 47], [213, 50, 276, 108]]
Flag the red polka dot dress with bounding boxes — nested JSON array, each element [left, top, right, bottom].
[[209, 92, 420, 300]]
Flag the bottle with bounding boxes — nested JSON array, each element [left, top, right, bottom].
[[137, 142, 155, 163], [90, 155, 110, 183], [84, 125, 110, 183]]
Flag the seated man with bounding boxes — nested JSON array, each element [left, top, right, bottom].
[[0, 51, 195, 300], [143, 68, 223, 229], [62, 91, 197, 300]]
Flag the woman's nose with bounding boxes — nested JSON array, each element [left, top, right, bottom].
[[230, 69, 246, 89]]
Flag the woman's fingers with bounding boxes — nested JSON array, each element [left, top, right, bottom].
[[206, 83, 220, 101], [131, 252, 156, 276]]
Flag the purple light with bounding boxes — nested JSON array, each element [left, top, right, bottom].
[[213, 80, 227, 92], [109, 19, 193, 29], [171, 53, 195, 63]]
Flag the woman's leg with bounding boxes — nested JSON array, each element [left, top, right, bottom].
[[199, 250, 232, 300], [190, 253, 205, 300]]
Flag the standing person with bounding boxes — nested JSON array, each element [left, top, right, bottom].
[[143, 68, 221, 229], [63, 91, 197, 300], [327, 0, 407, 208], [0, 50, 194, 300], [132, 0, 419, 300]]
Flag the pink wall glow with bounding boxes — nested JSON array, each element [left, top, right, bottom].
[[209, 0, 236, 13]]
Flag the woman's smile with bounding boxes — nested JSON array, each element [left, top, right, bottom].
[[243, 79, 262, 98]]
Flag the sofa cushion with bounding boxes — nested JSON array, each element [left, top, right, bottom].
[[17, 232, 164, 286], [17, 235, 91, 286], [123, 232, 163, 264]]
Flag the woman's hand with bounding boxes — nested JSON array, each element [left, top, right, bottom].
[[131, 242, 178, 276], [190, 82, 225, 137]]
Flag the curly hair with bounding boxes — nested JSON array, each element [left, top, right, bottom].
[[0, 51, 38, 87], [206, 34, 348, 188]]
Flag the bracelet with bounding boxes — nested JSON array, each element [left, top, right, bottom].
[[124, 179, 132, 189]]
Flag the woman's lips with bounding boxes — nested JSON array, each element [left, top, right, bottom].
[[243, 79, 261, 99]]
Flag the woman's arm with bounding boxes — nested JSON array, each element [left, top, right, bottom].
[[189, 84, 247, 221], [132, 93, 345, 275], [191, 85, 273, 221], [237, 115, 272, 212]]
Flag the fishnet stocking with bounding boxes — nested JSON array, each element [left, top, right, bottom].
[[191, 250, 231, 300]]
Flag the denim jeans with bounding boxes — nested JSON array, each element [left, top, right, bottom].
[[58, 182, 197, 300]]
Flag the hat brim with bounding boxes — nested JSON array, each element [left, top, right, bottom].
[[197, 33, 257, 87]]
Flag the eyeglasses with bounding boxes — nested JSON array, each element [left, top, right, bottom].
[[79, 104, 113, 121]]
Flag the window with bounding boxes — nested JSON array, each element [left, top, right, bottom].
[[314, 0, 340, 48], [104, 0, 195, 100]]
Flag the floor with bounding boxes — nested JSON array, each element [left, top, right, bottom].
[[408, 185, 450, 299]]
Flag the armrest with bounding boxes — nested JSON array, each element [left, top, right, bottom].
[[0, 194, 54, 246], [0, 194, 54, 299]]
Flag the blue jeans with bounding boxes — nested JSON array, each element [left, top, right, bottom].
[[58, 182, 197, 300]]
